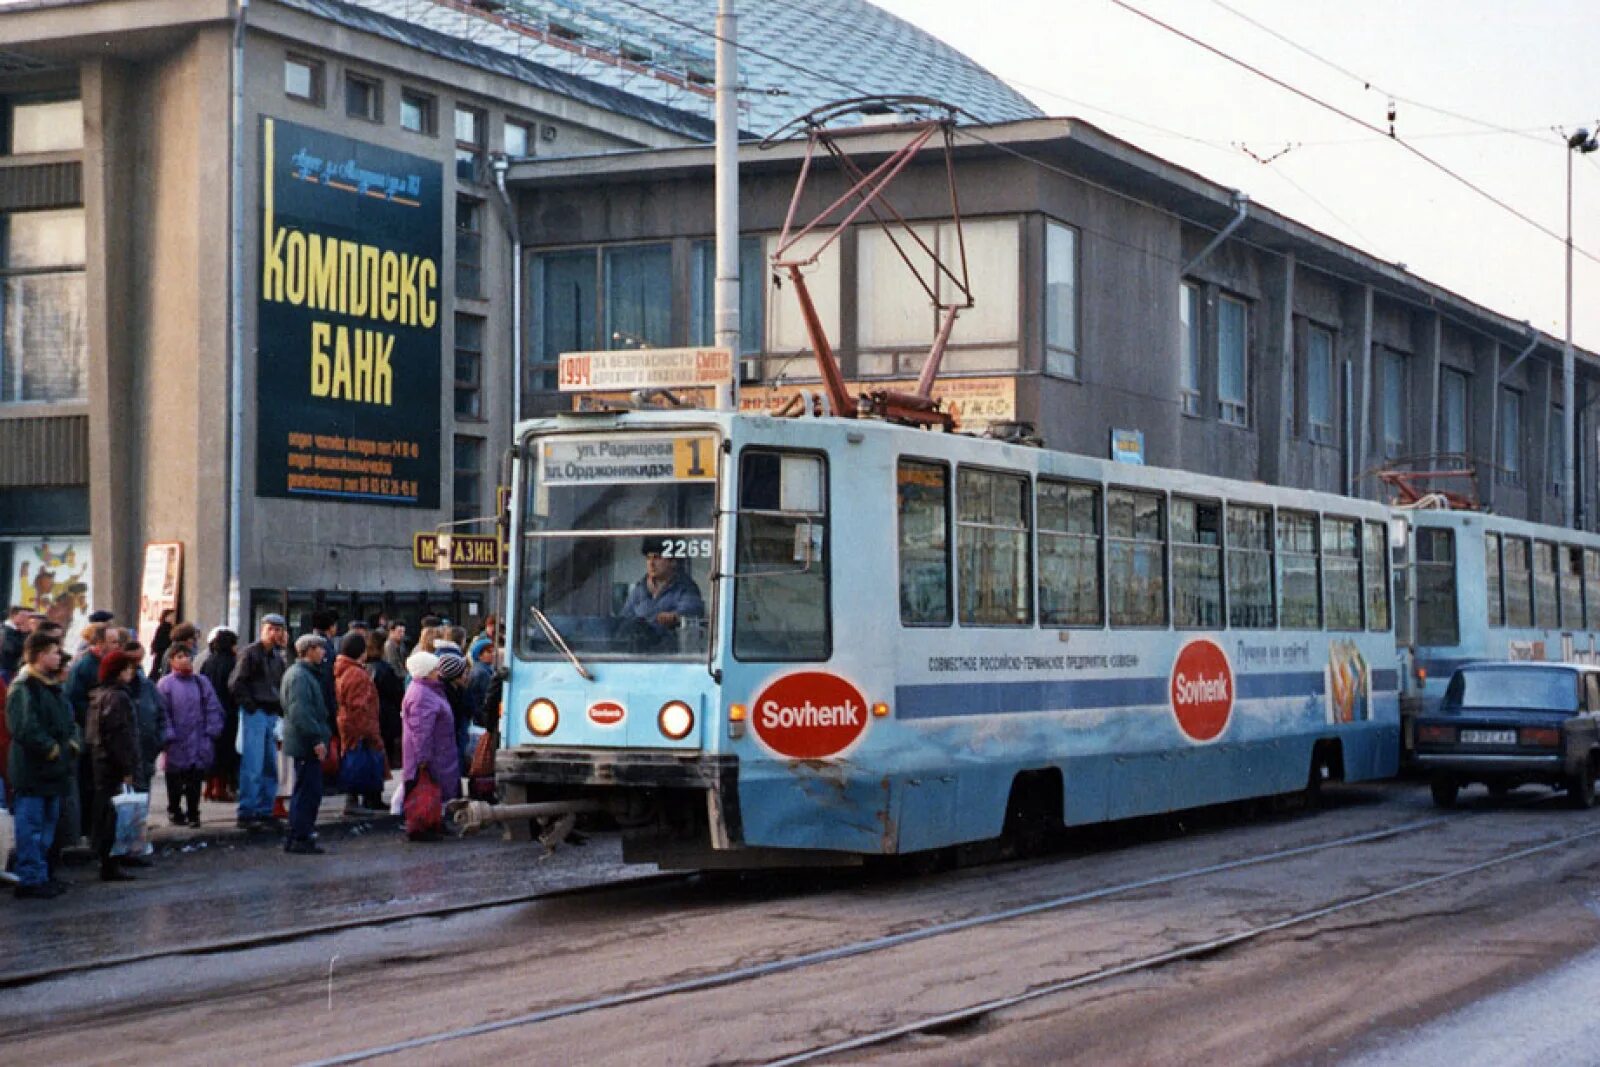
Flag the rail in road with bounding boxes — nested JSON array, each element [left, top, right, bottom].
[[302, 802, 1527, 1067]]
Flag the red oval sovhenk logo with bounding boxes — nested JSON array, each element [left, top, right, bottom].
[[1169, 638, 1234, 743], [750, 672, 869, 760], [587, 701, 626, 726]]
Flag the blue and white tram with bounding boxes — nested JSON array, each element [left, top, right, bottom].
[[497, 407, 1400, 868], [1396, 508, 1600, 746]]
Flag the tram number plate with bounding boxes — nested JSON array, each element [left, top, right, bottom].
[[1460, 729, 1516, 745]]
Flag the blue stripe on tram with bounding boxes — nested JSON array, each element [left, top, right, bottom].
[[897, 670, 1337, 720]]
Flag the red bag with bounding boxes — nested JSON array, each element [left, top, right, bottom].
[[320, 733, 342, 781], [403, 765, 444, 840]]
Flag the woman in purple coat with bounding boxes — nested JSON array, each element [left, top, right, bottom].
[[401, 650, 459, 805], [156, 646, 224, 826]]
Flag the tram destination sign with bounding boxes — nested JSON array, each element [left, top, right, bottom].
[[558, 347, 732, 392], [539, 435, 716, 485]]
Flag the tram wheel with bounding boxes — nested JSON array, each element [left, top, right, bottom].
[[1566, 760, 1597, 810], [1430, 775, 1459, 809]]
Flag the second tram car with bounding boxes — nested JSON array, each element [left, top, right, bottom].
[[495, 407, 1401, 868]]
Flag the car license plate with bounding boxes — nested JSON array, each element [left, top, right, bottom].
[[1459, 729, 1516, 745]]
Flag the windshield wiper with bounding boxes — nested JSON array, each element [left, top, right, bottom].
[[528, 606, 594, 681]]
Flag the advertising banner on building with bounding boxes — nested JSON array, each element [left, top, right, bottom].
[[256, 117, 443, 508], [6, 537, 91, 636]]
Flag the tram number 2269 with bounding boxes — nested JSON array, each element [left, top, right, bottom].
[[659, 538, 712, 559]]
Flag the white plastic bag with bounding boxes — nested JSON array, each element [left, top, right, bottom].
[[0, 806, 15, 883], [110, 785, 150, 858], [389, 776, 406, 816]]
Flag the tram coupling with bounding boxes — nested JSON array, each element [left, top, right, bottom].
[[445, 797, 605, 851]]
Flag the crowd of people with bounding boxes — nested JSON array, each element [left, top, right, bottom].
[[1, 606, 502, 899]]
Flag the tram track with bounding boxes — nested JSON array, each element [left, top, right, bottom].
[[299, 804, 1498, 1067]]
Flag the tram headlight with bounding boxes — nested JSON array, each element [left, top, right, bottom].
[[525, 698, 559, 737], [658, 700, 694, 741]]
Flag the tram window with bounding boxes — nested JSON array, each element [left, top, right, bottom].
[[1323, 517, 1362, 631], [1107, 488, 1166, 627], [1561, 546, 1585, 629], [1586, 550, 1600, 630], [1415, 528, 1460, 646], [733, 450, 830, 661], [1227, 504, 1275, 629], [1503, 536, 1532, 628], [1533, 541, 1559, 629], [1171, 497, 1222, 629], [957, 468, 1032, 626], [1038, 480, 1103, 626], [1485, 532, 1504, 628], [1277, 510, 1321, 629], [1363, 520, 1390, 632], [898, 459, 951, 626]]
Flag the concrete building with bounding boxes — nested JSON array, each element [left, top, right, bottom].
[[0, 0, 1033, 636], [508, 119, 1600, 530]]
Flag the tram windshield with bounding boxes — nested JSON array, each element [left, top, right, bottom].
[[517, 432, 717, 660]]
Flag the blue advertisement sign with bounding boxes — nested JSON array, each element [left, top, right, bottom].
[[256, 117, 443, 508]]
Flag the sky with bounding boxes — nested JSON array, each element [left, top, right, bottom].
[[873, 0, 1600, 352]]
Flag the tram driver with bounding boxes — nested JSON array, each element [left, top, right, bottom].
[[616, 537, 705, 652]]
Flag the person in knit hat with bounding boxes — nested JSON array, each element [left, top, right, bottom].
[[435, 652, 473, 780], [157, 645, 224, 826], [86, 649, 140, 882]]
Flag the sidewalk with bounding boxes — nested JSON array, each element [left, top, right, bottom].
[[141, 769, 401, 851]]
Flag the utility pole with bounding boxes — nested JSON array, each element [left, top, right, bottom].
[[1566, 129, 1598, 528], [713, 0, 740, 411]]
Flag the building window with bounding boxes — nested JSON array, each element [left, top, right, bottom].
[[400, 89, 436, 134], [1216, 294, 1249, 426], [455, 197, 482, 300], [691, 237, 765, 358], [1381, 350, 1406, 459], [454, 314, 484, 420], [453, 436, 484, 523], [0, 208, 87, 403], [3, 96, 82, 154], [856, 219, 1018, 376], [345, 73, 382, 122], [1549, 405, 1566, 496], [1439, 367, 1469, 456], [1499, 388, 1523, 483], [283, 56, 323, 106], [455, 105, 485, 183], [604, 244, 673, 351], [504, 119, 533, 158], [1307, 324, 1336, 445], [1044, 220, 1078, 377], [530, 249, 597, 391], [1179, 282, 1202, 416]]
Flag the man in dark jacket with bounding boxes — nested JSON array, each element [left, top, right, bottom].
[[58, 621, 111, 866], [196, 627, 239, 800], [280, 634, 331, 855], [308, 608, 339, 727], [228, 614, 288, 828], [86, 650, 140, 883], [6, 633, 74, 898], [0, 605, 32, 681]]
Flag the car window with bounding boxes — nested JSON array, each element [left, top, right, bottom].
[[1444, 668, 1581, 713]]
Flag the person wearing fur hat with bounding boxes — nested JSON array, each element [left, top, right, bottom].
[[85, 649, 140, 882], [334, 631, 386, 812], [400, 649, 459, 824], [157, 646, 224, 827], [280, 634, 332, 854]]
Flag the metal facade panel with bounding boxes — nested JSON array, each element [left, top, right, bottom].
[[0, 414, 89, 486], [0, 161, 82, 212]]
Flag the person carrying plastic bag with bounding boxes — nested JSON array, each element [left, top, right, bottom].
[[86, 649, 142, 882], [400, 650, 457, 841]]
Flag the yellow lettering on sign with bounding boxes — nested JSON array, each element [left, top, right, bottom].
[[672, 436, 715, 480]]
